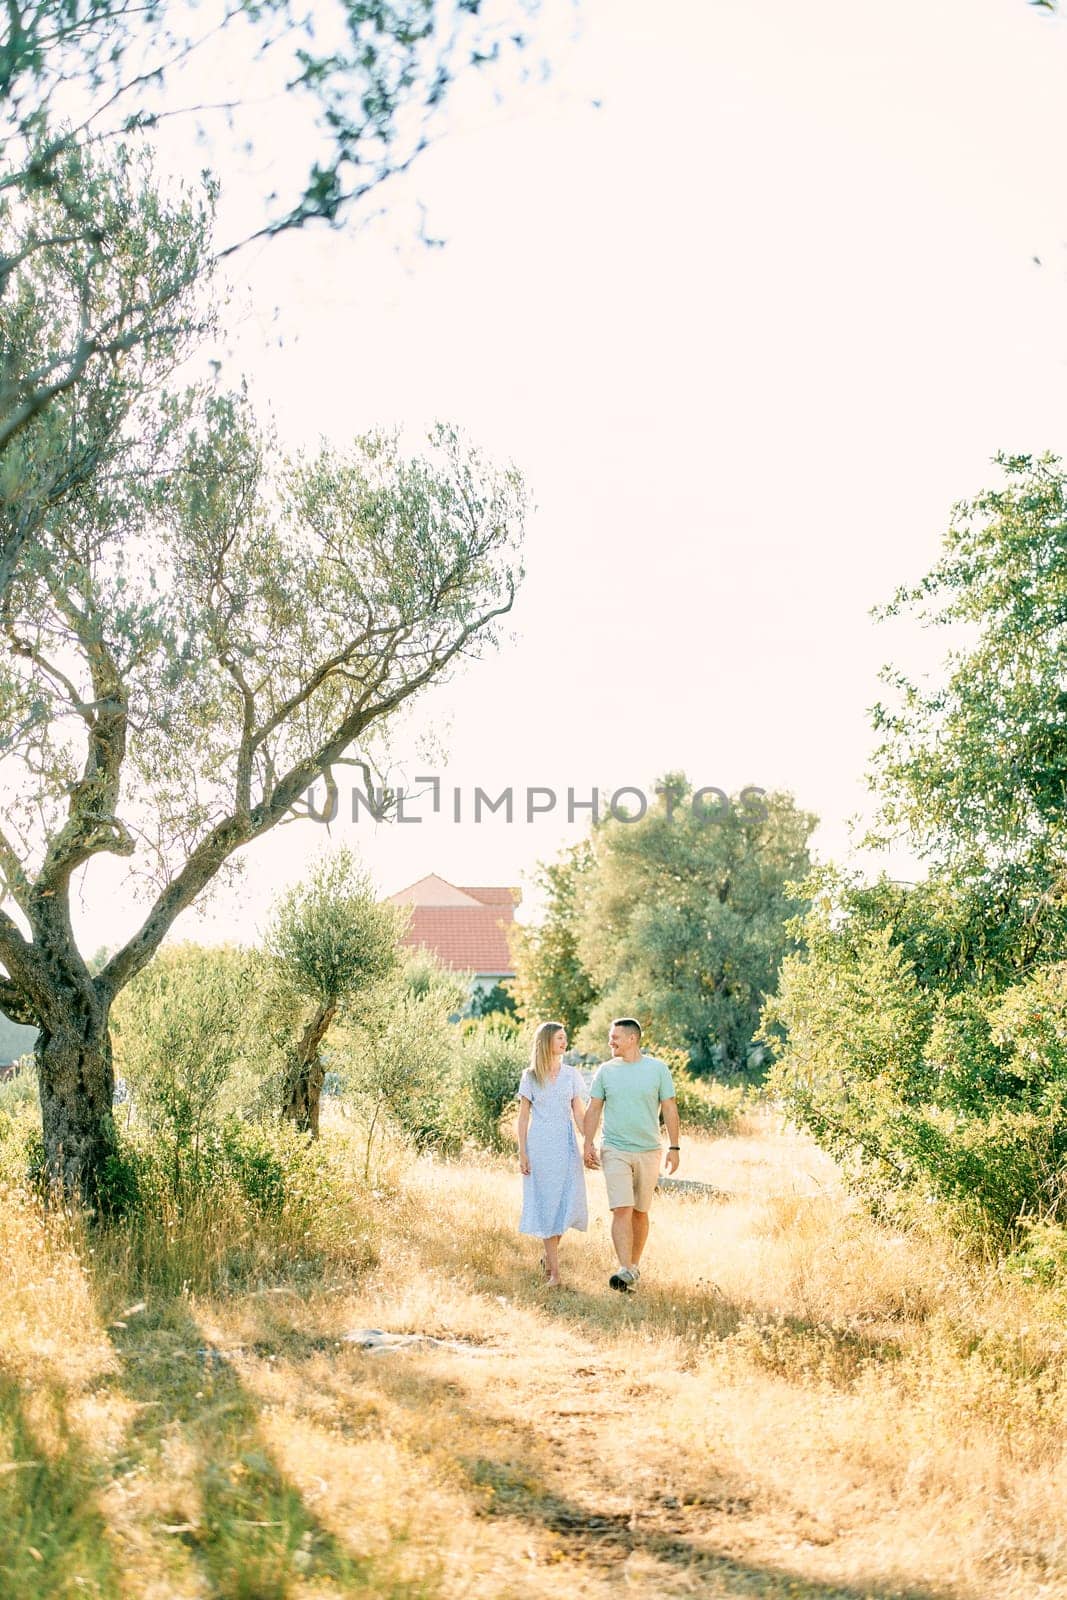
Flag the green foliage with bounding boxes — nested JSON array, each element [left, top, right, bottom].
[[765, 871, 1067, 1248], [0, 0, 542, 471], [121, 1117, 312, 1220], [402, 951, 465, 1006], [111, 943, 271, 1180], [266, 850, 401, 1012], [455, 1021, 526, 1151], [0, 70, 528, 1209], [338, 961, 536, 1161], [573, 776, 815, 1074], [0, 0, 541, 1211], [12, 5, 538, 234], [1009, 1219, 1067, 1292], [97, 1118, 378, 1293], [766, 458, 1067, 1253], [0, 1069, 41, 1188], [510, 840, 598, 1032], [868, 453, 1067, 969], [467, 981, 519, 1023], [670, 1072, 745, 1135], [266, 850, 403, 1128], [342, 962, 468, 1163], [0, 1064, 36, 1115]]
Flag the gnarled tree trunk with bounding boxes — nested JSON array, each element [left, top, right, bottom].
[[35, 977, 117, 1208], [281, 1002, 335, 1137]]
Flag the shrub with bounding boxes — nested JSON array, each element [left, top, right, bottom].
[[340, 972, 467, 1165], [1009, 1219, 1067, 1292], [94, 1118, 377, 1294], [455, 1022, 526, 1150], [643, 1043, 746, 1136], [0, 1066, 43, 1190], [111, 943, 273, 1154], [766, 877, 1067, 1252], [0, 1063, 36, 1115], [0, 1109, 40, 1190], [671, 1072, 745, 1135]]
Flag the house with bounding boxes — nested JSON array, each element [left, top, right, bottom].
[[385, 873, 520, 1007]]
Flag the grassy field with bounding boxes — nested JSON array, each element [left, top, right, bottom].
[[3, 1111, 1067, 1599]]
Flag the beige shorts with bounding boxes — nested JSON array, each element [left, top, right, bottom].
[[601, 1146, 662, 1212]]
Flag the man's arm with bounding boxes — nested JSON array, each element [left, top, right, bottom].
[[661, 1096, 681, 1174], [583, 1097, 603, 1168]]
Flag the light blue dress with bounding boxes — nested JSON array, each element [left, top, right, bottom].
[[518, 1063, 589, 1238]]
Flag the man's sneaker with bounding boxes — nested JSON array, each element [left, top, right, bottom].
[[609, 1267, 637, 1292], [630, 1267, 641, 1285]]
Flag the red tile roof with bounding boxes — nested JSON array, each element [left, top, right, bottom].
[[460, 886, 518, 908], [400, 905, 515, 975]]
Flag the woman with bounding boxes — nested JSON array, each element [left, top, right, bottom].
[[517, 1020, 588, 1287]]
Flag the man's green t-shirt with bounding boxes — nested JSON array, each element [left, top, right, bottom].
[[588, 1054, 676, 1152]]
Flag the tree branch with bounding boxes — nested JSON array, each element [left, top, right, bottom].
[[100, 582, 517, 998]]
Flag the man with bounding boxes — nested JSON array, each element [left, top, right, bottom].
[[583, 1017, 681, 1292]]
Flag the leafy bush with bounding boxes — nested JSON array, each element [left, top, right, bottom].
[[0, 1111, 40, 1191], [1008, 1219, 1067, 1292], [340, 964, 468, 1166], [0, 1064, 36, 1115], [641, 1043, 746, 1135], [455, 1021, 526, 1150], [0, 1067, 43, 1190], [671, 1072, 745, 1135], [94, 1118, 377, 1294], [111, 943, 274, 1160], [765, 873, 1067, 1250]]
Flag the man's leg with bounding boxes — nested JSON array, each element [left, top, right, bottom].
[[631, 1208, 649, 1267], [610, 1206, 634, 1271], [628, 1152, 660, 1279]]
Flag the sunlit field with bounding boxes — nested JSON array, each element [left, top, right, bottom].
[[3, 1112, 1067, 1599]]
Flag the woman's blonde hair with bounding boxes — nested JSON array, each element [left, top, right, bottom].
[[530, 1020, 565, 1086]]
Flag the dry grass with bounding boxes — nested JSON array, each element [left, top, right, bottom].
[[3, 1115, 1067, 1598]]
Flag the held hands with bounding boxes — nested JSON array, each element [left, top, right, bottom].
[[583, 1142, 601, 1170]]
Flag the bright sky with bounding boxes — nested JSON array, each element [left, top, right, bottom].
[[73, 0, 1067, 951]]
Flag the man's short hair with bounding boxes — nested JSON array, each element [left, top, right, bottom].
[[611, 1017, 642, 1039]]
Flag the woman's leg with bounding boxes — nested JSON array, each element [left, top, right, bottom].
[[543, 1234, 561, 1285]]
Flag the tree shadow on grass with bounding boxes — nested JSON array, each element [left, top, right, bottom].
[[0, 1366, 122, 1600], [99, 1300, 440, 1600], [395, 1198, 905, 1387], [295, 1352, 959, 1600]]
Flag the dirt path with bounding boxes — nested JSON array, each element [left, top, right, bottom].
[[5, 1121, 1063, 1600]]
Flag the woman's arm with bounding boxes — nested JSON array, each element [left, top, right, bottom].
[[517, 1097, 532, 1175], [571, 1096, 586, 1138]]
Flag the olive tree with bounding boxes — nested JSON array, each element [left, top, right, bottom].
[[266, 850, 402, 1137], [0, 0, 544, 545], [0, 176, 527, 1202]]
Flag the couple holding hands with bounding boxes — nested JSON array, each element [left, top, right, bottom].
[[516, 1016, 681, 1291]]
